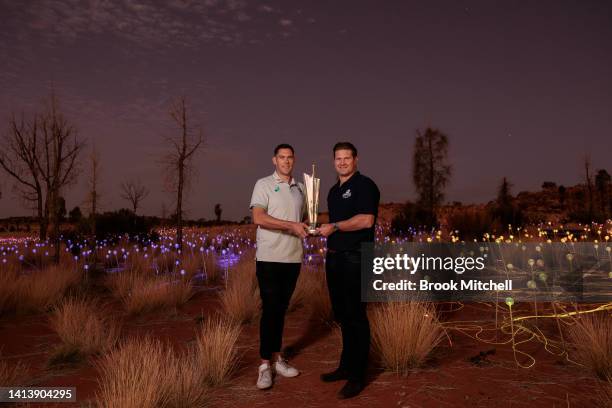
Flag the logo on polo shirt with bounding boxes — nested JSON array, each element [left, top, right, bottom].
[[342, 189, 352, 199], [274, 185, 280, 192]]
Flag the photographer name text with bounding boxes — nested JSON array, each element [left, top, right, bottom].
[[372, 279, 513, 291]]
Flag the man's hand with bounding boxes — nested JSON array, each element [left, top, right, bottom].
[[289, 222, 309, 239], [317, 223, 336, 237]]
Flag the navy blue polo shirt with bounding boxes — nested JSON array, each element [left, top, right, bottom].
[[327, 171, 380, 251]]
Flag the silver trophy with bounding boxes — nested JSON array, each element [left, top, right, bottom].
[[303, 164, 320, 235]]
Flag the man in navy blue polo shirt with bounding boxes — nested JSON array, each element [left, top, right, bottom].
[[317, 142, 380, 399]]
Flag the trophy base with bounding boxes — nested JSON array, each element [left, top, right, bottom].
[[307, 226, 318, 235]]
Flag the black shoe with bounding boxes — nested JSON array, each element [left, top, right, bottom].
[[320, 368, 349, 382], [338, 379, 366, 399]]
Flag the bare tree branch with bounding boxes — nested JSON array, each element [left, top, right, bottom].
[[120, 179, 150, 215], [162, 96, 204, 249], [34, 93, 85, 261], [0, 111, 47, 239]]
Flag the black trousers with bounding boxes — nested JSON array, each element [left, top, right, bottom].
[[325, 251, 370, 381], [256, 261, 300, 360]]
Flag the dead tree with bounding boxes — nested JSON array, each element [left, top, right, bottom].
[[214, 203, 222, 222], [584, 155, 594, 222], [36, 94, 84, 262], [162, 97, 203, 250], [86, 145, 101, 236], [120, 179, 149, 214], [0, 113, 48, 240]]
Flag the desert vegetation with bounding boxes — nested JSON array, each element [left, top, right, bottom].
[[195, 316, 242, 386], [369, 301, 445, 373], [96, 317, 241, 407], [220, 252, 261, 324], [48, 297, 120, 365], [290, 263, 333, 322], [96, 337, 208, 408], [0, 219, 609, 405], [567, 311, 612, 380], [14, 264, 83, 314], [0, 351, 28, 387]]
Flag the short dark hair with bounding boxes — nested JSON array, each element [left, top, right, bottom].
[[333, 142, 357, 157], [274, 143, 294, 156]]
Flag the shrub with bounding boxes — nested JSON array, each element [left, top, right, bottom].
[[491, 203, 524, 230], [94, 209, 156, 240], [195, 316, 242, 386], [48, 298, 120, 365], [120, 275, 193, 316], [596, 377, 611, 408], [446, 207, 494, 241], [221, 258, 260, 323], [290, 264, 332, 322], [391, 202, 438, 234], [96, 337, 208, 408], [15, 265, 83, 314], [0, 266, 19, 315], [369, 301, 444, 373], [567, 312, 612, 380], [0, 351, 28, 386]]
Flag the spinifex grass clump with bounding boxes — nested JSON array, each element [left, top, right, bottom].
[[195, 316, 242, 386], [290, 264, 332, 322], [15, 265, 83, 314], [107, 269, 193, 315], [221, 258, 260, 323], [96, 337, 208, 408], [597, 377, 612, 408], [127, 275, 192, 316], [567, 311, 612, 380], [48, 298, 120, 365], [0, 265, 19, 315], [123, 251, 151, 275], [369, 301, 445, 373], [0, 351, 28, 386]]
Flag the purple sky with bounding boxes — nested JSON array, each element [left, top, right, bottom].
[[1, 0, 611, 221]]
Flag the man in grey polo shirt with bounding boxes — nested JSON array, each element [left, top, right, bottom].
[[250, 143, 308, 390]]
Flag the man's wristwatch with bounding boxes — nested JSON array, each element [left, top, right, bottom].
[[332, 222, 339, 232]]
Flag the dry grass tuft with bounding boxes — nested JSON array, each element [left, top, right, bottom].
[[0, 266, 19, 315], [195, 316, 242, 386], [596, 377, 612, 408], [0, 351, 28, 386], [202, 252, 222, 284], [567, 312, 612, 380], [108, 271, 193, 315], [369, 301, 444, 373], [124, 252, 152, 275], [106, 268, 142, 300], [125, 276, 193, 315], [48, 298, 120, 365], [290, 264, 333, 322], [15, 265, 83, 314], [96, 337, 207, 408], [156, 252, 179, 274], [220, 259, 260, 323]]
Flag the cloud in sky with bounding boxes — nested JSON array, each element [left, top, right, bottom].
[[0, 0, 299, 51]]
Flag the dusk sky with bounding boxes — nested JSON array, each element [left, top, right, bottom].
[[1, 0, 611, 221]]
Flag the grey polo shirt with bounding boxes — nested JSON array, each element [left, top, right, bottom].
[[250, 172, 305, 263]]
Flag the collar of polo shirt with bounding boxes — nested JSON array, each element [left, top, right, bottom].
[[273, 171, 298, 186]]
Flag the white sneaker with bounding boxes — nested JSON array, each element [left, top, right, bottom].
[[256, 363, 273, 389], [274, 357, 300, 378]]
